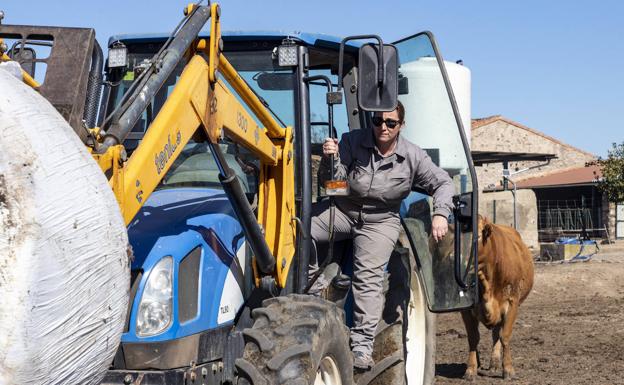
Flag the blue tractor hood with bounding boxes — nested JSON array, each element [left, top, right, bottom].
[[128, 187, 242, 269], [124, 187, 247, 342]]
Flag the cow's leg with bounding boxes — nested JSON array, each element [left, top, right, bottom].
[[460, 310, 480, 381], [500, 300, 519, 379], [489, 325, 502, 372]]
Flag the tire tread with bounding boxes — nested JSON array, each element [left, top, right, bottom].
[[237, 294, 352, 384]]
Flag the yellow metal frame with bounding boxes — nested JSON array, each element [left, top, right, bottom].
[[93, 3, 296, 287], [208, 3, 221, 83]]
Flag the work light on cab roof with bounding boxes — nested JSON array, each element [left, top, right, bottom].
[[108, 41, 128, 69], [276, 37, 298, 67]]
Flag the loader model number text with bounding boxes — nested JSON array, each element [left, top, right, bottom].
[[237, 111, 248, 133], [155, 130, 182, 175]]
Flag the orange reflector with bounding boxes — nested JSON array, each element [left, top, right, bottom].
[[324, 180, 349, 196]]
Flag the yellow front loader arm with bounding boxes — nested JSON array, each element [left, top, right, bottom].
[[94, 4, 296, 288], [4, 2, 297, 287]]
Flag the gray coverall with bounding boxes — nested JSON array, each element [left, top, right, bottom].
[[310, 128, 454, 356]]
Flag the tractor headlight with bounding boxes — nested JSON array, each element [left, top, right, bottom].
[[136, 256, 173, 337]]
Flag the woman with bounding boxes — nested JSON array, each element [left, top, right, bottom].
[[310, 101, 454, 370]]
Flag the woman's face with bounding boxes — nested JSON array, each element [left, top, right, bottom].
[[372, 109, 403, 147]]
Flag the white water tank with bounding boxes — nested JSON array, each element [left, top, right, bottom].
[[399, 57, 471, 173]]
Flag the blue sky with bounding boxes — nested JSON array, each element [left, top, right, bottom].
[[2, 0, 622, 156]]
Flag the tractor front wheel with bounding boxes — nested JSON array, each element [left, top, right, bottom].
[[236, 294, 353, 385]]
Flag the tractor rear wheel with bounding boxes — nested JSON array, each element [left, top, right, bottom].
[[355, 242, 436, 385], [236, 294, 353, 385]]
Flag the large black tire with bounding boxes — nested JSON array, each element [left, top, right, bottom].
[[235, 294, 353, 385], [355, 235, 436, 385]]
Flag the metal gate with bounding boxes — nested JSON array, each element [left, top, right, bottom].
[[537, 198, 603, 242]]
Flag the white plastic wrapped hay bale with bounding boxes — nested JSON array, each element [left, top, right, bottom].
[[0, 68, 130, 385]]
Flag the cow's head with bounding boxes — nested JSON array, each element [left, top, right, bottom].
[[478, 215, 493, 241]]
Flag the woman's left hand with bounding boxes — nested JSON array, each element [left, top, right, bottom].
[[432, 215, 448, 242]]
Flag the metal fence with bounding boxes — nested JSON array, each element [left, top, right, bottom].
[[537, 198, 604, 242]]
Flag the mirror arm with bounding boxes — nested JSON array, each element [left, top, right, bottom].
[[338, 34, 385, 90]]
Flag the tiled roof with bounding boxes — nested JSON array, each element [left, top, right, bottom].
[[516, 164, 603, 189], [472, 115, 595, 158]]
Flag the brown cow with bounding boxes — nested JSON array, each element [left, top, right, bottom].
[[461, 216, 534, 380]]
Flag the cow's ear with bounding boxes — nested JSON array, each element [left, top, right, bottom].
[[482, 223, 492, 244]]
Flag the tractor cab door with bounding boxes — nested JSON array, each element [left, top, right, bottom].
[[394, 32, 479, 312]]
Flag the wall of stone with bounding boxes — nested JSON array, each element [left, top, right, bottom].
[[479, 189, 539, 250], [471, 118, 596, 189], [602, 195, 617, 241]]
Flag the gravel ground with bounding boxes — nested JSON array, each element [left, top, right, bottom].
[[434, 248, 624, 385]]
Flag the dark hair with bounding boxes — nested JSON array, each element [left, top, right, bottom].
[[372, 101, 405, 123], [396, 100, 405, 122]]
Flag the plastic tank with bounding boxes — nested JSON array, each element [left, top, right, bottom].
[[398, 57, 471, 173]]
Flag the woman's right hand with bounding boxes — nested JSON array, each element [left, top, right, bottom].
[[322, 137, 339, 157]]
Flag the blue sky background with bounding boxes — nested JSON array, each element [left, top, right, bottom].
[[2, 0, 622, 156]]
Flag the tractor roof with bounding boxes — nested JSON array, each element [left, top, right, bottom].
[[108, 31, 360, 51]]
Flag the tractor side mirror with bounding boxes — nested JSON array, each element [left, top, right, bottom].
[[358, 43, 398, 111], [337, 35, 399, 112]]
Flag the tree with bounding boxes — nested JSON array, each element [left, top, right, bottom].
[[589, 142, 624, 203]]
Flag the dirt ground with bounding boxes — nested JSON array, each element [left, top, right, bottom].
[[434, 246, 624, 385]]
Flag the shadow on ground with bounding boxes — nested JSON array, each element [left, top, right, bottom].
[[435, 363, 465, 379]]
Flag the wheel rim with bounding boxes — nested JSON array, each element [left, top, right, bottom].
[[314, 356, 342, 385], [405, 272, 427, 384]]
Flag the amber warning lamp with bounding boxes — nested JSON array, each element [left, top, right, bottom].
[[325, 179, 349, 196]]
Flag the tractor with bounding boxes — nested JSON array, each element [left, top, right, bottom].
[[0, 3, 479, 384]]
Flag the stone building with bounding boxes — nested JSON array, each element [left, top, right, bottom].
[[472, 115, 596, 189], [471, 115, 619, 247]]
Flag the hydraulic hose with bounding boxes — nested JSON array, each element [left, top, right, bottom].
[[98, 5, 211, 152], [209, 142, 276, 275], [83, 40, 103, 128]]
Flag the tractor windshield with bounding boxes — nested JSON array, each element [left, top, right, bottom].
[[105, 49, 294, 147], [104, 47, 296, 193]]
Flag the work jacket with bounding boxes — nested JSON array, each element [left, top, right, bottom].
[[319, 128, 454, 222]]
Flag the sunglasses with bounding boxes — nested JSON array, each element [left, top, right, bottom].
[[372, 116, 402, 128]]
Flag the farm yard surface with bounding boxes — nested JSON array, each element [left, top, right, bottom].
[[434, 242, 624, 385]]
